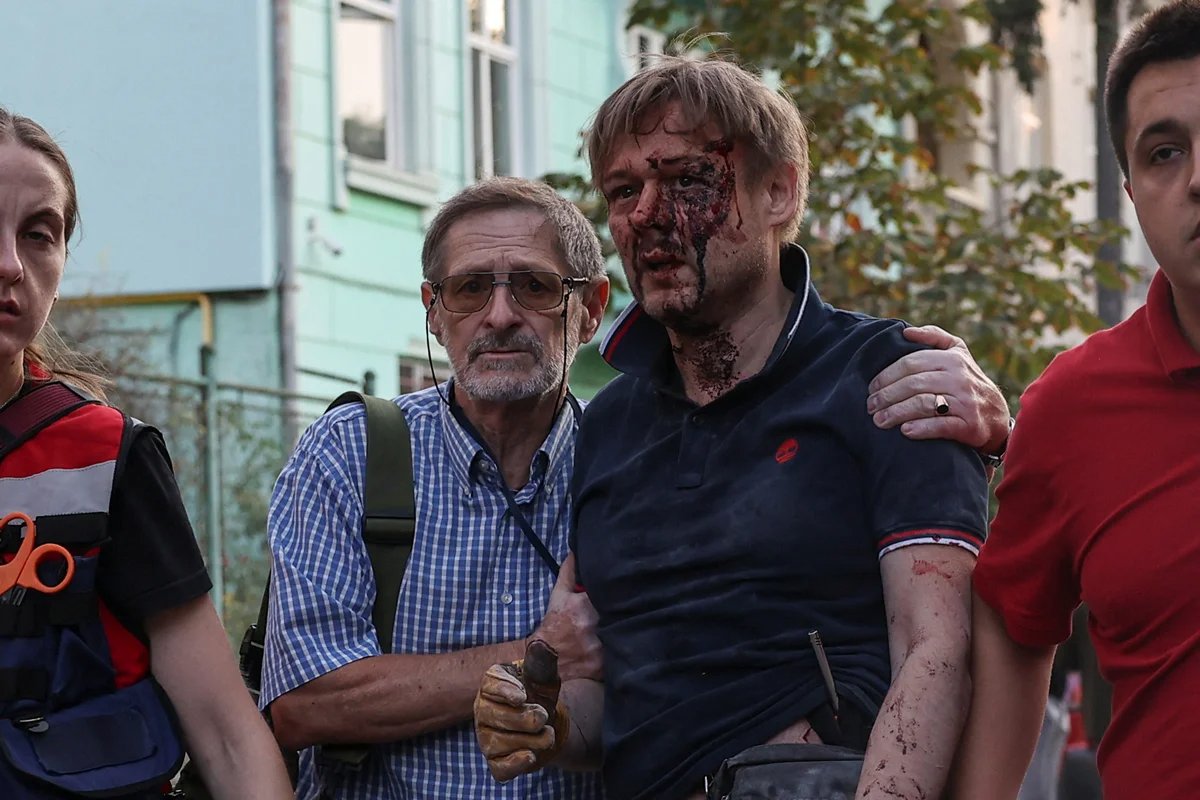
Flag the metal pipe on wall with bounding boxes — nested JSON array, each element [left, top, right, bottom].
[[58, 291, 214, 343], [199, 343, 223, 620], [274, 0, 298, 446]]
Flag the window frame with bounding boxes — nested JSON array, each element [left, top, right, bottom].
[[625, 24, 666, 76], [467, 0, 520, 180], [333, 0, 438, 207]]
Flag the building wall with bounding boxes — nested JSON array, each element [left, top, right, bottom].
[[5, 0, 642, 398], [290, 0, 634, 400], [0, 1, 276, 298]]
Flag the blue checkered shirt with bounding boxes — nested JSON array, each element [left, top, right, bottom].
[[262, 385, 603, 800]]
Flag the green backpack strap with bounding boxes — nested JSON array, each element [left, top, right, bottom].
[[239, 391, 416, 773], [241, 392, 415, 694], [318, 391, 415, 769], [325, 391, 416, 654]]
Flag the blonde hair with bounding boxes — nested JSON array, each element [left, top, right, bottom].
[[25, 326, 110, 402], [586, 54, 810, 240]]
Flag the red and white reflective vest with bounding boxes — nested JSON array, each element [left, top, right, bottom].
[[0, 384, 184, 798]]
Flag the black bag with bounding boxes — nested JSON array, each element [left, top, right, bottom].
[[704, 743, 864, 800]]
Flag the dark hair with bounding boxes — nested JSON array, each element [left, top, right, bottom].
[[0, 107, 108, 401], [1105, 0, 1200, 178]]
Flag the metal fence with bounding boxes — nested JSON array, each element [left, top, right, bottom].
[[108, 373, 333, 645]]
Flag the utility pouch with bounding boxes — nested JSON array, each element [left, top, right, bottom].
[[705, 743, 864, 800], [0, 677, 184, 798]]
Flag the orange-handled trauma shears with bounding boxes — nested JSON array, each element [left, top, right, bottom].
[[0, 511, 75, 596]]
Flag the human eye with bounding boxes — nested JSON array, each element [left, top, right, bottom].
[[459, 276, 487, 294], [524, 274, 553, 294], [447, 275, 487, 297], [1148, 144, 1185, 165], [675, 171, 711, 190], [22, 225, 56, 245], [604, 184, 638, 203]]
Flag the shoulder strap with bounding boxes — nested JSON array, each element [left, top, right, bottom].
[[241, 392, 415, 700], [325, 391, 415, 655], [0, 382, 94, 461]]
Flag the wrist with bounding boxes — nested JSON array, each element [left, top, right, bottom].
[[509, 635, 531, 665], [978, 416, 1015, 467]]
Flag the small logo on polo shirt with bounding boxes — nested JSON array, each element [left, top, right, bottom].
[[775, 438, 799, 464]]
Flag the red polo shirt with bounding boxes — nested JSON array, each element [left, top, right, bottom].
[[975, 270, 1200, 800]]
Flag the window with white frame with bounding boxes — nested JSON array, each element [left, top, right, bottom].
[[337, 1, 398, 164], [468, 0, 516, 180], [625, 24, 666, 75], [335, 0, 436, 205]]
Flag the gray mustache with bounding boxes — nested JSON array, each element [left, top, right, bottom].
[[467, 332, 544, 361]]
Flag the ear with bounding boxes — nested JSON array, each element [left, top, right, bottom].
[[576, 277, 610, 345], [1124, 178, 1133, 202], [760, 162, 799, 236], [421, 282, 445, 343]]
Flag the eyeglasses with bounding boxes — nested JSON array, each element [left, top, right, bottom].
[[431, 271, 588, 314]]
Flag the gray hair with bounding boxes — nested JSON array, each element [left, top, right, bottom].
[[585, 55, 810, 240], [421, 177, 605, 281]]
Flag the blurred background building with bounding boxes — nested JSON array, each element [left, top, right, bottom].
[[2, 0, 655, 629]]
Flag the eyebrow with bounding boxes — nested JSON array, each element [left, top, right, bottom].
[[1134, 118, 1188, 150], [26, 207, 65, 225], [602, 154, 706, 183], [653, 155, 690, 167]]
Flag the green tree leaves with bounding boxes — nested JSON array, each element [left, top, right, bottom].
[[601, 0, 1131, 407]]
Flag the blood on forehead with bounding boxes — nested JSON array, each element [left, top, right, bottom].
[[642, 137, 734, 171]]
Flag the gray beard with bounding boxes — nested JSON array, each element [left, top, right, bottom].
[[452, 327, 578, 403]]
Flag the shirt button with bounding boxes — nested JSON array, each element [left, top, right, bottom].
[[500, 592, 514, 605]]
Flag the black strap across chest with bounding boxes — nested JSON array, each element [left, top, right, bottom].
[[447, 390, 582, 579]]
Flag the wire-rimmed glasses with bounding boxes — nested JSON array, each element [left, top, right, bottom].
[[431, 270, 588, 313]]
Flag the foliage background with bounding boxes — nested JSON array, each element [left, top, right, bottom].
[[561, 0, 1133, 408]]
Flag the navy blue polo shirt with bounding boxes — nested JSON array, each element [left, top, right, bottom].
[[570, 245, 989, 800]]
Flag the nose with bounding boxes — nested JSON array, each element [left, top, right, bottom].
[[480, 280, 524, 328], [0, 234, 23, 285], [629, 183, 673, 231]]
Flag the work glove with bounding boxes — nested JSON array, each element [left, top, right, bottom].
[[474, 638, 570, 782]]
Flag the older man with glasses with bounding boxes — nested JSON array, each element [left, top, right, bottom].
[[262, 178, 611, 800]]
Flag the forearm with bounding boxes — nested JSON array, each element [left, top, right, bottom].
[[272, 638, 525, 750], [553, 678, 604, 771], [855, 641, 970, 800], [147, 597, 293, 799], [948, 599, 1055, 800], [189, 720, 294, 800]]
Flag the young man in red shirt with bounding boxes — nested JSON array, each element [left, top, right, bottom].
[[952, 2, 1200, 798]]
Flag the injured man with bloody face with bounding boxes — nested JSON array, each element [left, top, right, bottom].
[[472, 55, 1002, 800]]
